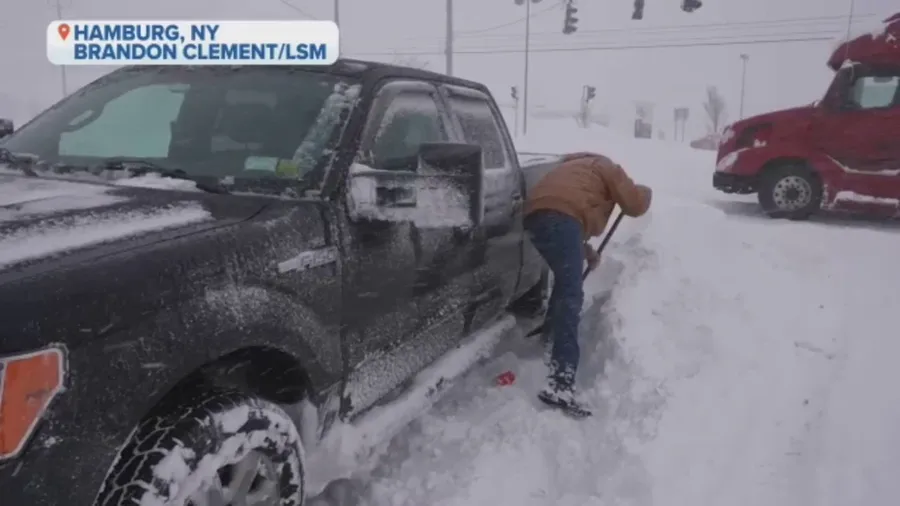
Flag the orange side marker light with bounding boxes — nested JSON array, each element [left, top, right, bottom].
[[0, 347, 66, 461]]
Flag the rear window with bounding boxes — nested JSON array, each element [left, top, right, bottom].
[[447, 95, 510, 170]]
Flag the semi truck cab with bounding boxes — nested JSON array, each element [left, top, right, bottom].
[[713, 12, 900, 219]]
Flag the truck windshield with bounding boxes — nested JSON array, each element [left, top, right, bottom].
[[1, 66, 360, 185]]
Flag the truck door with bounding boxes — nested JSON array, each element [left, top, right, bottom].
[[814, 66, 900, 198], [863, 71, 900, 171], [440, 85, 524, 328], [341, 79, 478, 417]]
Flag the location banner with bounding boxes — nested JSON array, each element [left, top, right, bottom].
[[46, 20, 340, 65]]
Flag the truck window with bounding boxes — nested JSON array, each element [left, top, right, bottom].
[[210, 89, 279, 154], [446, 94, 513, 170], [848, 75, 900, 109], [7, 68, 358, 183], [362, 89, 450, 170], [59, 84, 186, 159]]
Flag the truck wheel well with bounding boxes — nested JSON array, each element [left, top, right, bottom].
[[760, 157, 819, 181], [198, 346, 311, 403], [152, 347, 311, 417]]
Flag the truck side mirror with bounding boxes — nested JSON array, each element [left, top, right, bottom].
[[347, 142, 484, 228], [0, 118, 13, 139]]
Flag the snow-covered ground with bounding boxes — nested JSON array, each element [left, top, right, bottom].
[[315, 119, 900, 506]]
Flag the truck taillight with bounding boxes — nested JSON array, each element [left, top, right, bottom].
[[0, 346, 66, 461]]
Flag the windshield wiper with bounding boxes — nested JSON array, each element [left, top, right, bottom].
[[100, 157, 230, 194]]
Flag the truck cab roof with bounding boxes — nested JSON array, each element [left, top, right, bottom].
[[828, 12, 900, 71], [116, 58, 491, 94]]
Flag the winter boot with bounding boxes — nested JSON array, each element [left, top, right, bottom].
[[537, 378, 592, 418]]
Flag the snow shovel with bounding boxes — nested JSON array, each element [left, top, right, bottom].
[[525, 209, 625, 338]]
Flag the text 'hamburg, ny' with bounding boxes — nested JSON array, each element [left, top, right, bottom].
[[46, 20, 340, 65]]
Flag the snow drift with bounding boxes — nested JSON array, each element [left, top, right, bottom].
[[344, 120, 900, 506]]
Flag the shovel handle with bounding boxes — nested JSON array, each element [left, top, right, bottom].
[[582, 210, 624, 280]]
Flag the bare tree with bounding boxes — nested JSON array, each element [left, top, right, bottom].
[[577, 99, 591, 128], [703, 85, 728, 134]]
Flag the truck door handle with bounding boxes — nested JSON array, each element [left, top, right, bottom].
[[511, 193, 523, 202]]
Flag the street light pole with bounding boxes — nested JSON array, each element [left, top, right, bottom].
[[333, 0, 339, 25], [739, 53, 749, 119], [522, 0, 532, 135], [445, 0, 454, 76], [53, 0, 68, 97]]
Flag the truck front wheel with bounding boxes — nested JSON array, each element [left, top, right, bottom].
[[757, 164, 822, 220], [94, 388, 306, 506]]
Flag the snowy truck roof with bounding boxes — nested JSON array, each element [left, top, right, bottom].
[[828, 12, 900, 71]]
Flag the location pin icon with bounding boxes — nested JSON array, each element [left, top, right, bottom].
[[58, 23, 71, 41]]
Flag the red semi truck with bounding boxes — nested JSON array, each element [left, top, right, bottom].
[[713, 13, 900, 219]]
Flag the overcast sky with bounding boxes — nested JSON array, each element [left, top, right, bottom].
[[1, 0, 896, 140]]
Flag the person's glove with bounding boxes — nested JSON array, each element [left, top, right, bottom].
[[584, 243, 601, 272]]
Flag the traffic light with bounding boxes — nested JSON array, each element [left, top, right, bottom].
[[511, 86, 518, 101], [632, 0, 644, 20], [563, 2, 578, 34], [682, 0, 702, 12], [585, 86, 596, 102]]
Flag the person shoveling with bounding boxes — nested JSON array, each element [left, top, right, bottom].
[[524, 152, 652, 417]]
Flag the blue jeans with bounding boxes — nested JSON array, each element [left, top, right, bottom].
[[524, 210, 584, 389]]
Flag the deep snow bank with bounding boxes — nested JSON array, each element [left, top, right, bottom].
[[599, 198, 832, 505]]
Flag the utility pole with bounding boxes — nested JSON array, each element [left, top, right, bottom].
[[445, 0, 454, 75], [53, 0, 68, 98], [522, 0, 534, 135], [333, 0, 340, 25], [739, 53, 749, 119]]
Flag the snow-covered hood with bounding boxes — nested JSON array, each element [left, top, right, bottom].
[[0, 172, 242, 273]]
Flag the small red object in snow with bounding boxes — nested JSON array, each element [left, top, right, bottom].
[[495, 370, 516, 386]]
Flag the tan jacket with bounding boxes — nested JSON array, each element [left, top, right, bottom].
[[524, 152, 651, 237]]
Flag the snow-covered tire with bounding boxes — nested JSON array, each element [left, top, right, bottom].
[[94, 388, 305, 506], [757, 163, 822, 220]]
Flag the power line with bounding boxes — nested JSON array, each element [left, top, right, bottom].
[[278, 0, 318, 19], [507, 12, 876, 36], [350, 34, 837, 57], [404, 12, 880, 44], [445, 28, 842, 52], [351, 27, 844, 55], [453, 1, 563, 36], [369, 23, 854, 56]]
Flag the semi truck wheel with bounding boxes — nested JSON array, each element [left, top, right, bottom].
[[757, 164, 822, 220]]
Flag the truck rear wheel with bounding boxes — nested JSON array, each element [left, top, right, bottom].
[[95, 388, 305, 506], [757, 164, 822, 220]]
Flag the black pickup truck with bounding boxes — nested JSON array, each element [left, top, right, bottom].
[[0, 60, 551, 505]]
